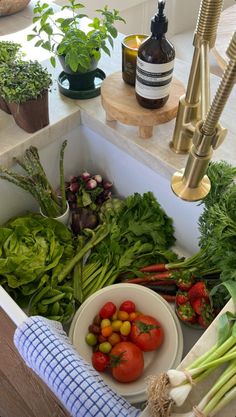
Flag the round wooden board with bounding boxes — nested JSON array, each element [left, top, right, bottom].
[[101, 71, 185, 138]]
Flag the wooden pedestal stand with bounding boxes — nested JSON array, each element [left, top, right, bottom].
[[101, 72, 185, 139]]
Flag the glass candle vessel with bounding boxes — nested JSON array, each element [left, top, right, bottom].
[[122, 34, 148, 86]]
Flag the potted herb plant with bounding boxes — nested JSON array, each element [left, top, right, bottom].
[[0, 41, 22, 114], [0, 59, 52, 133], [27, 0, 125, 97], [0, 141, 69, 222]]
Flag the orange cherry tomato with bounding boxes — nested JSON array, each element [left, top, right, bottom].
[[101, 325, 113, 338], [117, 310, 129, 321], [108, 333, 121, 346], [129, 312, 138, 322]]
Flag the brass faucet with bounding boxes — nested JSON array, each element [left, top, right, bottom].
[[171, 31, 236, 201], [169, 0, 224, 154]]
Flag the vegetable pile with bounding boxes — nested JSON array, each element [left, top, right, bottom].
[[86, 299, 164, 382], [147, 309, 236, 417], [0, 213, 75, 322], [69, 191, 177, 303], [123, 161, 236, 320], [65, 170, 113, 234]]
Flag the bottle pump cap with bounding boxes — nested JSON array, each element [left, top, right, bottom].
[[151, 0, 168, 34]]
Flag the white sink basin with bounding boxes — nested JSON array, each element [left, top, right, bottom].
[[4, 124, 236, 416], [0, 124, 203, 358]]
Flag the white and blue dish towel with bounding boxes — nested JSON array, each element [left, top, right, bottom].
[[14, 316, 141, 417]]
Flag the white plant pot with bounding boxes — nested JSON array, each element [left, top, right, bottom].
[[39, 201, 70, 226]]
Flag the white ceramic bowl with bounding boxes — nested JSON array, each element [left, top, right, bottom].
[[69, 283, 183, 404]]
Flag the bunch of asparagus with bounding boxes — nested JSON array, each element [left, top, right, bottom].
[[0, 141, 67, 218]]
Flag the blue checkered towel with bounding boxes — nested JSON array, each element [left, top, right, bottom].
[[14, 316, 141, 417]]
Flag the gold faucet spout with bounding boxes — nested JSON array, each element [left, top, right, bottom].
[[169, 0, 224, 154], [171, 31, 236, 202]]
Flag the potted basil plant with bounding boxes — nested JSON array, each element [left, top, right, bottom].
[[0, 141, 69, 222], [0, 59, 52, 133], [27, 0, 125, 96]]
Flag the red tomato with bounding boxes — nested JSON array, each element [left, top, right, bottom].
[[119, 300, 136, 314], [92, 351, 109, 372], [130, 315, 164, 352], [110, 342, 144, 383], [99, 302, 116, 319]]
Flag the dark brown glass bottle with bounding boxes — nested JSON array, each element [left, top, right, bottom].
[[135, 1, 175, 109]]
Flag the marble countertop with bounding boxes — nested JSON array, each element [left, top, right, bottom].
[[0, 0, 236, 178]]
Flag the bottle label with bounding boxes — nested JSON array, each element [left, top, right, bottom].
[[135, 58, 174, 99]]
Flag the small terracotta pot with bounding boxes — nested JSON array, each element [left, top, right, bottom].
[[0, 97, 11, 114], [7, 90, 49, 133]]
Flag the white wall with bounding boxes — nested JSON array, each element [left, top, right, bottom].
[[65, 0, 235, 37]]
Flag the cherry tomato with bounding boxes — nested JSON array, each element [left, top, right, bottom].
[[98, 334, 107, 344], [110, 342, 144, 383], [129, 312, 138, 322], [101, 325, 113, 338], [111, 320, 122, 332], [88, 324, 100, 334], [99, 302, 116, 319], [130, 315, 164, 352], [108, 333, 121, 346], [119, 300, 136, 314], [120, 321, 131, 336], [99, 341, 112, 354], [101, 319, 111, 328], [85, 332, 97, 346], [117, 310, 129, 321], [92, 351, 109, 372]]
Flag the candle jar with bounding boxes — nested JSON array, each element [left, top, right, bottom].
[[122, 34, 148, 86]]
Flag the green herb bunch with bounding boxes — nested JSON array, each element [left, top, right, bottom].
[[0, 60, 52, 104], [0, 141, 68, 218], [157, 161, 236, 308], [0, 41, 22, 63], [28, 0, 125, 72], [56, 192, 177, 303]]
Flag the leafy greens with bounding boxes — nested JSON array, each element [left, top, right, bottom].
[[0, 213, 74, 306], [74, 192, 177, 302]]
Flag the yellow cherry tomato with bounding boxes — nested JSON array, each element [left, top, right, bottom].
[[101, 318, 111, 328], [111, 320, 123, 332], [120, 320, 131, 336]]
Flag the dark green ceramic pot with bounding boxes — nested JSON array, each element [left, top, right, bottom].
[[58, 54, 99, 91]]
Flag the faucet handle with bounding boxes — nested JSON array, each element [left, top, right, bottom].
[[211, 124, 228, 150]]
